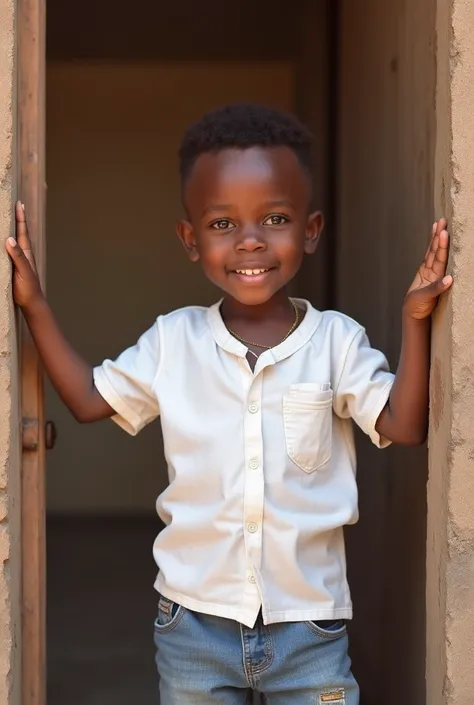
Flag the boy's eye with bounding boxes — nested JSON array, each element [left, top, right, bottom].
[[263, 214, 289, 226], [211, 219, 234, 231]]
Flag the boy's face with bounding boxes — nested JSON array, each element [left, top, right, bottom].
[[177, 146, 323, 306]]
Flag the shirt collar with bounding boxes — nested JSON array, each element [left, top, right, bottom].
[[207, 298, 323, 366]]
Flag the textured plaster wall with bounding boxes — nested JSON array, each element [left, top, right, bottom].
[[0, 0, 20, 702], [427, 0, 474, 702]]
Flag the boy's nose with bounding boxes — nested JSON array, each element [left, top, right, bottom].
[[236, 228, 267, 252]]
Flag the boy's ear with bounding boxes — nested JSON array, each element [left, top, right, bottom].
[[304, 211, 324, 254], [177, 220, 199, 262]]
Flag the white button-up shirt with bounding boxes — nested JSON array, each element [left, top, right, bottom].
[[93, 299, 394, 627]]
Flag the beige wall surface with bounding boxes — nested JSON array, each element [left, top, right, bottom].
[[45, 61, 294, 514], [337, 1, 436, 703], [0, 1, 20, 702], [428, 0, 474, 703]]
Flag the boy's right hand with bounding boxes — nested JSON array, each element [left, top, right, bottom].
[[5, 201, 43, 309]]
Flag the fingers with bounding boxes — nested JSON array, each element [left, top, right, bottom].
[[5, 236, 35, 277], [424, 219, 445, 253], [432, 229, 449, 276], [420, 275, 453, 299], [15, 200, 24, 219], [424, 222, 438, 260], [13, 200, 38, 274], [15, 200, 33, 252], [437, 218, 447, 236], [425, 231, 439, 270], [425, 219, 449, 274], [428, 227, 449, 277]]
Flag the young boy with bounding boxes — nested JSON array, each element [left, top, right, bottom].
[[7, 104, 451, 704]]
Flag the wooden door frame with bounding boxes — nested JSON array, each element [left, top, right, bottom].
[[18, 1, 47, 704]]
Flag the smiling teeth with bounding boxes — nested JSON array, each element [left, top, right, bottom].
[[236, 269, 268, 275]]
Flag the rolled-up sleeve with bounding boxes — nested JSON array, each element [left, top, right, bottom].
[[93, 320, 162, 436], [333, 328, 394, 448]]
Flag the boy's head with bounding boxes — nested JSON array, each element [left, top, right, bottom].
[[177, 104, 323, 306]]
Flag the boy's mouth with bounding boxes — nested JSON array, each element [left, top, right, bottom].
[[230, 267, 275, 285], [235, 268, 269, 276]]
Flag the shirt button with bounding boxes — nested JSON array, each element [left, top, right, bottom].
[[247, 523, 258, 533], [248, 575, 256, 584], [248, 458, 259, 471], [248, 401, 259, 414]]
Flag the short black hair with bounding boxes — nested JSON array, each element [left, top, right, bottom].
[[179, 103, 314, 184]]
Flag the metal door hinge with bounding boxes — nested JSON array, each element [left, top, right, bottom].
[[22, 418, 57, 451]]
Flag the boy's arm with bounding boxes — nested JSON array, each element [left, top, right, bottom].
[[376, 219, 452, 445], [6, 202, 114, 423]]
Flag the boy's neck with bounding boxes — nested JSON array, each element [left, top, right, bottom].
[[221, 289, 294, 325]]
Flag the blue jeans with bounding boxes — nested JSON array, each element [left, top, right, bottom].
[[153, 596, 359, 704]]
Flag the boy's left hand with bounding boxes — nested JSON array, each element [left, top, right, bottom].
[[404, 218, 453, 320]]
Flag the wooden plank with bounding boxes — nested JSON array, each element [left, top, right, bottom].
[[18, 1, 47, 704]]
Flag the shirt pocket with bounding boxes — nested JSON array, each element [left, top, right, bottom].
[[283, 383, 333, 473]]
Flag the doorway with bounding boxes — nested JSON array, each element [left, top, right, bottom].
[[45, 2, 332, 703], [21, 0, 435, 703]]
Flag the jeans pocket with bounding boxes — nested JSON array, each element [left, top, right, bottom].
[[305, 619, 347, 640], [154, 594, 184, 634]]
